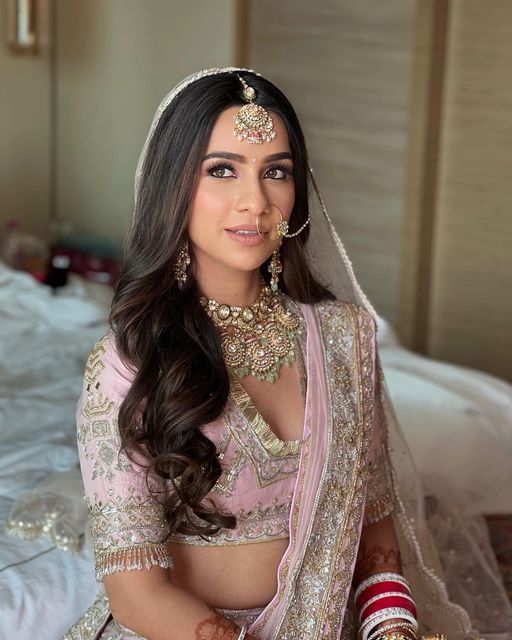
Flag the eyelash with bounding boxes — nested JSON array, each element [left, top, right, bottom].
[[205, 161, 293, 180]]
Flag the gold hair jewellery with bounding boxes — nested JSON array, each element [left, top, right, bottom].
[[234, 75, 276, 144], [199, 281, 304, 383]]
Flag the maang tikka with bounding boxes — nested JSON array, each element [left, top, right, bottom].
[[234, 75, 276, 144]]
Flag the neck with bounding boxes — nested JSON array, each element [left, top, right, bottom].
[[195, 266, 262, 306]]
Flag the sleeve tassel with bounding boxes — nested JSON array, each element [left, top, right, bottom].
[[95, 543, 174, 582], [364, 495, 395, 525]]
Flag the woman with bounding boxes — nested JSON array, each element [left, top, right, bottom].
[[65, 68, 475, 640]]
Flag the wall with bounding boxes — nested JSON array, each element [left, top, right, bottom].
[[55, 0, 238, 243], [250, 0, 415, 328], [249, 0, 512, 381], [0, 0, 51, 240], [428, 0, 512, 380]]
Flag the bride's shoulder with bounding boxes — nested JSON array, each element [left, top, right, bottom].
[[83, 332, 136, 396], [308, 298, 375, 323]]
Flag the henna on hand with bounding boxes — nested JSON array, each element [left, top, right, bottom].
[[195, 611, 257, 640], [354, 542, 402, 584], [195, 612, 240, 640]]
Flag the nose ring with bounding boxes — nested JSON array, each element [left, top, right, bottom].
[[255, 211, 264, 239], [256, 205, 289, 241]]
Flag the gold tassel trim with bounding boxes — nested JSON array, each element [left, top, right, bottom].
[[95, 543, 174, 582], [229, 378, 302, 457]]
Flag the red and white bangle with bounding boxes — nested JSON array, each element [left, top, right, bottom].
[[366, 621, 418, 640], [359, 592, 417, 623], [355, 572, 411, 602], [355, 572, 418, 640], [360, 609, 418, 640], [356, 580, 411, 611]]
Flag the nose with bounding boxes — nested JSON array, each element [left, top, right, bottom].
[[233, 175, 269, 216]]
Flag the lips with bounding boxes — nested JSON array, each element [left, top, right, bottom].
[[225, 225, 268, 246], [226, 225, 267, 234]]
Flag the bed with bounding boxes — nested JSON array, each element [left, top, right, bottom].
[[1, 263, 511, 638], [0, 265, 106, 639]]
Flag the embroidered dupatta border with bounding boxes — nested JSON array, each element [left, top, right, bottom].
[[251, 301, 375, 640]]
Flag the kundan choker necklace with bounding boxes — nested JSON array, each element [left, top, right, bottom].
[[199, 282, 304, 383]]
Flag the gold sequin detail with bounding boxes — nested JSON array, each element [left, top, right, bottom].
[[62, 592, 111, 640], [252, 301, 376, 639]]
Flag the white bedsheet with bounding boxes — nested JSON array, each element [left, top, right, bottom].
[[377, 317, 512, 514], [0, 266, 105, 639]]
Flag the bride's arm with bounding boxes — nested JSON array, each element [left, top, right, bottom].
[[352, 350, 417, 640], [78, 336, 257, 640], [354, 516, 415, 640], [353, 514, 402, 585], [105, 567, 257, 640]]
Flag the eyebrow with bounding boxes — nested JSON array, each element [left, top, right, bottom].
[[203, 151, 293, 163]]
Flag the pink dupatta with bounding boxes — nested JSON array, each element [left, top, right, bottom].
[[249, 300, 376, 640]]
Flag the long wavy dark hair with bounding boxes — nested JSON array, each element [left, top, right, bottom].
[[110, 71, 333, 538]]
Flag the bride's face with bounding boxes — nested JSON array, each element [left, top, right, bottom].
[[188, 106, 295, 281]]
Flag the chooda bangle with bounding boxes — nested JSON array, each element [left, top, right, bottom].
[[367, 622, 418, 640]]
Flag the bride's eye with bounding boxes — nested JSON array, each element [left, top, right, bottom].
[[264, 165, 292, 180], [206, 163, 236, 179]]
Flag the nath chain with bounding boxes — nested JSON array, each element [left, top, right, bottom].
[[284, 214, 311, 238]]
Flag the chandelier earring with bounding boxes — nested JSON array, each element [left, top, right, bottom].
[[269, 247, 283, 292], [173, 240, 191, 289]]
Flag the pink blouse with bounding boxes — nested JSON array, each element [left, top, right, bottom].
[[77, 300, 394, 582]]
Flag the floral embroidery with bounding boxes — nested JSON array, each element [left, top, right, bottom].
[[78, 398, 133, 483]]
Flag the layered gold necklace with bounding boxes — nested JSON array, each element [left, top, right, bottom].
[[199, 283, 304, 383]]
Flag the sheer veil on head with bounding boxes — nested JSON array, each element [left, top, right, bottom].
[[132, 68, 486, 637]]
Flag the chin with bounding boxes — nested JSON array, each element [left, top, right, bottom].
[[227, 261, 266, 275], [223, 253, 270, 274]]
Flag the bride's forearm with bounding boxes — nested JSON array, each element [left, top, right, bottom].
[[354, 516, 417, 639], [104, 569, 258, 640], [354, 514, 402, 585]]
